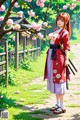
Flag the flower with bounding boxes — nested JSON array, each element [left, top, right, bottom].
[[32, 22, 37, 29], [36, 23, 42, 31], [36, 0, 45, 8], [14, 2, 19, 8], [56, 74, 61, 79], [72, 3, 76, 8], [63, 5, 68, 10], [0, 5, 5, 11], [37, 33, 43, 39], [28, 10, 35, 17], [6, 19, 13, 26], [0, 16, 4, 21], [27, 34, 30, 38], [16, 11, 23, 18], [43, 22, 48, 27], [39, 3, 44, 7], [32, 36, 37, 40]]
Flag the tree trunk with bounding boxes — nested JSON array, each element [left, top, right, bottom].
[[0, 29, 5, 41]]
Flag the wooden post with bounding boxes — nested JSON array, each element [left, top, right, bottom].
[[23, 37, 26, 61], [15, 32, 19, 70], [5, 41, 8, 88]]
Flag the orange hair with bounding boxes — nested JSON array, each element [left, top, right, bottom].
[[56, 12, 71, 36]]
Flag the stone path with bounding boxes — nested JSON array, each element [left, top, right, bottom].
[[24, 44, 80, 120]]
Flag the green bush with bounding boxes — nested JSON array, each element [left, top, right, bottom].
[[0, 46, 4, 53], [19, 60, 32, 71], [0, 69, 15, 86]]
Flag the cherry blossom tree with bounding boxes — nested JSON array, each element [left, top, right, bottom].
[[0, 0, 79, 41], [0, 0, 47, 41]]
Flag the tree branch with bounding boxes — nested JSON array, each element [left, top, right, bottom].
[[0, 0, 6, 6], [1, 0, 17, 29]]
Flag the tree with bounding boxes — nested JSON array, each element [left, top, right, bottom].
[[0, 0, 46, 41], [0, 0, 79, 41]]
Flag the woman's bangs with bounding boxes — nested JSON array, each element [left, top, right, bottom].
[[57, 15, 64, 22]]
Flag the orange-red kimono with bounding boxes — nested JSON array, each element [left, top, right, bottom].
[[44, 28, 70, 84]]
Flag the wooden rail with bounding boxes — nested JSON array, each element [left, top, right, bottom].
[[0, 41, 8, 87]]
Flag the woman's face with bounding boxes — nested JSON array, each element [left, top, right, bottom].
[[57, 17, 65, 28]]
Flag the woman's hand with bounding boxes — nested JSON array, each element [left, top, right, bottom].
[[48, 33, 53, 40], [64, 59, 69, 66]]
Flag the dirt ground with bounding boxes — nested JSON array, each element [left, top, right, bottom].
[[24, 43, 80, 120]]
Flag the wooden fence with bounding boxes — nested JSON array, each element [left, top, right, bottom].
[[0, 41, 41, 87], [0, 31, 44, 87], [0, 41, 8, 87]]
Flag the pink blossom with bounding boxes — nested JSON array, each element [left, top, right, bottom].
[[0, 5, 5, 11], [6, 19, 13, 26], [0, 16, 4, 21], [14, 2, 19, 8], [63, 5, 68, 10], [32, 36, 37, 40], [27, 34, 30, 38], [36, 23, 42, 31], [36, 1, 40, 6], [44, 22, 48, 27], [37, 32, 42, 37], [72, 3, 76, 8], [70, 7, 74, 10], [36, 0, 45, 7], [16, 11, 23, 18], [26, 0, 32, 2], [39, 3, 44, 7], [28, 10, 35, 17], [32, 22, 37, 29], [37, 33, 43, 39], [13, 24, 21, 30]]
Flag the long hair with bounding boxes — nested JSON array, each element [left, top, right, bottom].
[[56, 12, 71, 36]]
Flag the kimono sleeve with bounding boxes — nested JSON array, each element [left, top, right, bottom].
[[62, 33, 70, 51]]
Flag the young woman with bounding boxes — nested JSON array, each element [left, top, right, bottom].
[[44, 12, 71, 114]]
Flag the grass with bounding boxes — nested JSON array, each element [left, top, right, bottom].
[[67, 104, 80, 108], [0, 48, 50, 120], [10, 48, 48, 85], [0, 33, 80, 119], [0, 83, 50, 119], [74, 92, 80, 95], [69, 83, 80, 86]]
